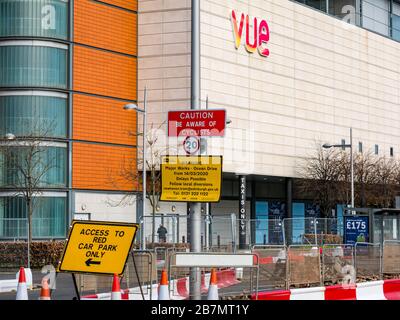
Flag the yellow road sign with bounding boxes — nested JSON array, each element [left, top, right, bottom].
[[160, 155, 222, 202], [58, 220, 138, 275]]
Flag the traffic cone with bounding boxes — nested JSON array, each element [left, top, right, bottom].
[[16, 267, 28, 300], [158, 269, 169, 300], [39, 278, 51, 300], [111, 274, 122, 300], [207, 268, 219, 300]]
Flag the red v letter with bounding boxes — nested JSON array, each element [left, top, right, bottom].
[[231, 10, 245, 49]]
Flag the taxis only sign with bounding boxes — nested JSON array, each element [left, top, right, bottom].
[[58, 221, 138, 275], [160, 155, 222, 202]]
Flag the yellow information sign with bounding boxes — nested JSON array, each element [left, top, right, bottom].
[[160, 155, 222, 202], [58, 221, 138, 275]]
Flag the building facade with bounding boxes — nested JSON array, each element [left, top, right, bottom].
[[138, 0, 400, 244], [2, 0, 400, 244], [0, 0, 138, 239]]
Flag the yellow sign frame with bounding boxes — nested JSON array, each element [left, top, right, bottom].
[[160, 155, 223, 203], [57, 220, 138, 276]]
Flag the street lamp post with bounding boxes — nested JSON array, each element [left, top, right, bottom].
[[124, 87, 147, 250], [323, 127, 354, 213]]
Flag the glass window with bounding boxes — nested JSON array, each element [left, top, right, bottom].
[[391, 2, 400, 40], [296, 0, 327, 12], [0, 95, 67, 138], [0, 146, 67, 188], [0, 0, 68, 39], [329, 0, 360, 25], [0, 196, 67, 239], [0, 45, 67, 89], [362, 0, 390, 36], [375, 144, 379, 155], [390, 147, 394, 157], [359, 142, 363, 153]]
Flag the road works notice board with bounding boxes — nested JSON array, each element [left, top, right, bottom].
[[58, 221, 138, 275], [160, 155, 222, 202]]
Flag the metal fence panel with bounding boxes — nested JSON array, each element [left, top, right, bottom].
[[167, 252, 259, 300], [322, 244, 355, 285], [383, 240, 400, 274], [76, 273, 113, 296], [251, 245, 287, 291], [75, 250, 156, 298], [287, 245, 321, 288], [283, 218, 344, 246], [355, 242, 382, 280], [249, 219, 284, 246]]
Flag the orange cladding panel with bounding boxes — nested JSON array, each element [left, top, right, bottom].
[[73, 94, 137, 146], [73, 45, 137, 101], [73, 143, 137, 191], [97, 0, 137, 11], [74, 0, 137, 56]]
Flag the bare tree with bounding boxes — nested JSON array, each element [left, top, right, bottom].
[[369, 156, 397, 208], [297, 144, 346, 217], [107, 122, 174, 244], [0, 121, 60, 265], [354, 151, 378, 207], [299, 144, 400, 215]]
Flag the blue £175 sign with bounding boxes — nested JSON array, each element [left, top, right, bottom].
[[344, 216, 369, 245]]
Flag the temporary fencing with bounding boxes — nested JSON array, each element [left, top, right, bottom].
[[76, 250, 156, 299], [79, 241, 400, 300], [252, 279, 400, 300], [167, 252, 259, 299], [251, 245, 286, 291], [283, 218, 343, 246], [287, 245, 321, 288], [382, 240, 400, 274], [322, 244, 355, 285], [355, 242, 382, 280]]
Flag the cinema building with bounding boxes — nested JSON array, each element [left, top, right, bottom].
[[2, 0, 400, 245], [138, 0, 400, 245]]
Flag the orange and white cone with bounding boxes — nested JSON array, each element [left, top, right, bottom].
[[158, 269, 169, 300], [16, 267, 28, 300], [111, 274, 122, 300], [39, 278, 51, 300], [207, 268, 219, 300]]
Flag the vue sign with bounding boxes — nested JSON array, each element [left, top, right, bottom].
[[231, 10, 270, 57]]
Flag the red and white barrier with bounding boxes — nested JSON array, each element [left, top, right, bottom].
[[82, 268, 240, 300], [252, 279, 400, 300]]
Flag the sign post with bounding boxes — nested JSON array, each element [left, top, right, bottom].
[[58, 220, 138, 275]]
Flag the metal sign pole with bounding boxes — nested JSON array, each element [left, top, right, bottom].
[[189, 0, 202, 300], [71, 273, 80, 300]]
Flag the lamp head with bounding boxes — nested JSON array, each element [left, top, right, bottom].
[[226, 118, 232, 125], [5, 133, 16, 140], [322, 143, 332, 149], [123, 103, 139, 111]]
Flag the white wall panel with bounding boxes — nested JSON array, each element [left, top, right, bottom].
[[139, 0, 400, 178]]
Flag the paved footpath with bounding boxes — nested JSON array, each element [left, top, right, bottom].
[[0, 270, 77, 300]]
